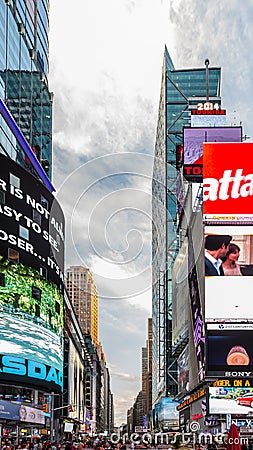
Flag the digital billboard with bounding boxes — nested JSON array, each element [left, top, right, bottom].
[[183, 127, 241, 182], [209, 387, 253, 414], [206, 324, 253, 377], [157, 397, 179, 424], [0, 154, 65, 287], [188, 232, 205, 382], [0, 261, 64, 392], [172, 240, 189, 348], [0, 154, 64, 392], [203, 142, 253, 217], [178, 346, 189, 394], [191, 113, 226, 128]]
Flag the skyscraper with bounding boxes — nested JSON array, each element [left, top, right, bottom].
[[152, 47, 221, 414], [0, 0, 53, 178], [66, 266, 99, 345]]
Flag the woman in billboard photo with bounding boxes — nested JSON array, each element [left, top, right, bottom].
[[222, 243, 243, 276]]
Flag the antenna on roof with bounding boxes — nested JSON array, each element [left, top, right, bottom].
[[205, 58, 210, 102]]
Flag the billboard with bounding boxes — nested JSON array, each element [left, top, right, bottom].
[[209, 387, 253, 415], [0, 400, 44, 423], [183, 127, 241, 182], [191, 113, 226, 128], [157, 397, 179, 424], [0, 154, 64, 392], [206, 324, 253, 377], [68, 339, 85, 422], [172, 240, 189, 348], [0, 154, 65, 287], [0, 262, 64, 392], [178, 345, 189, 393], [188, 233, 205, 382], [203, 142, 253, 217]]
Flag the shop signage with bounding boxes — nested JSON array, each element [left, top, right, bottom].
[[177, 388, 206, 411], [213, 379, 253, 387]]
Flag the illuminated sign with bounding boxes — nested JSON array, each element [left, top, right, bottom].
[[203, 142, 253, 216], [188, 234, 205, 382], [178, 346, 189, 394], [177, 388, 206, 411], [204, 215, 253, 225], [0, 154, 64, 287], [0, 262, 63, 392], [183, 127, 242, 183], [209, 387, 253, 414], [183, 164, 202, 182], [191, 109, 226, 115], [158, 397, 179, 422], [214, 379, 253, 387], [206, 326, 253, 378], [0, 355, 62, 385], [196, 102, 221, 111]]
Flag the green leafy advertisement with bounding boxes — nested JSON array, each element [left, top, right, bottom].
[[0, 256, 64, 337]]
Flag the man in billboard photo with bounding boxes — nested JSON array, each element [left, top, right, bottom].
[[222, 243, 243, 276], [204, 234, 232, 276]]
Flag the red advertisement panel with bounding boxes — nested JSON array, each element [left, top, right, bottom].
[[203, 142, 253, 215]]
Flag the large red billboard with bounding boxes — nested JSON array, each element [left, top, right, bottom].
[[203, 142, 253, 215]]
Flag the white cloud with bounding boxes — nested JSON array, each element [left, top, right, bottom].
[[49, 0, 253, 426]]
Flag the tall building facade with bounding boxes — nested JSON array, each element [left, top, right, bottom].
[[0, 0, 53, 178], [66, 266, 99, 345], [152, 47, 221, 417], [0, 1, 66, 440]]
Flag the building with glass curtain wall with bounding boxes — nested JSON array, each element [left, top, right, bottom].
[[151, 47, 221, 421], [0, 0, 53, 178]]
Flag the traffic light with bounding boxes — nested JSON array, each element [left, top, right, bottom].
[[42, 403, 49, 413]]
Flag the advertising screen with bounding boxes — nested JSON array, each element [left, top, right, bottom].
[[188, 233, 205, 382], [0, 260, 64, 392], [0, 400, 44, 423], [184, 127, 242, 165], [209, 387, 253, 414], [183, 127, 241, 182], [191, 114, 226, 128], [203, 142, 253, 217], [206, 324, 253, 377], [178, 346, 189, 394], [0, 154, 65, 287], [172, 240, 189, 348], [157, 397, 179, 423], [204, 224, 253, 320]]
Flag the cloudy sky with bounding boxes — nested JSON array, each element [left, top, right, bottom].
[[48, 0, 253, 425]]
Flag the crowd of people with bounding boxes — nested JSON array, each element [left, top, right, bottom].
[[1, 439, 134, 450]]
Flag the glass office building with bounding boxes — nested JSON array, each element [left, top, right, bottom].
[[0, 0, 52, 179], [152, 47, 221, 413]]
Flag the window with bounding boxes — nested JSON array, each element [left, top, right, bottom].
[[0, 191, 5, 204], [33, 210, 42, 225], [32, 286, 41, 301], [35, 304, 40, 317], [41, 195, 48, 210], [8, 248, 19, 263], [19, 225, 29, 240], [0, 273, 5, 287], [10, 173, 20, 188]]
